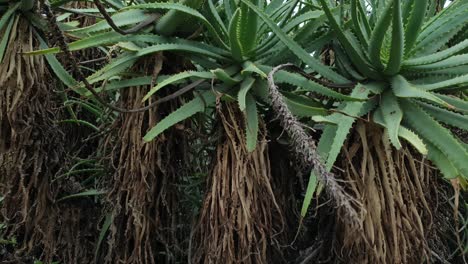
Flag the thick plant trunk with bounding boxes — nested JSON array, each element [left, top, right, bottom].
[[0, 18, 66, 262], [100, 57, 189, 263], [334, 121, 448, 263], [191, 103, 286, 264]]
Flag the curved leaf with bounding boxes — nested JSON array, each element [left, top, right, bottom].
[[400, 99, 468, 177], [143, 71, 213, 102], [239, 0, 349, 84], [245, 93, 259, 152], [143, 91, 216, 142]]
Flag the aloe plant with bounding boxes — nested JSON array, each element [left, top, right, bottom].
[[298, 0, 468, 181]]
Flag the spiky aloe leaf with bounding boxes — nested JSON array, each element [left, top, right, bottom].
[[404, 39, 468, 66], [239, 0, 349, 84], [368, 0, 394, 71], [143, 71, 213, 102], [351, 0, 369, 48], [244, 93, 259, 152], [406, 54, 468, 72], [403, 0, 428, 55], [228, 8, 244, 61], [416, 73, 468, 91], [69, 9, 149, 34], [413, 2, 468, 56], [384, 0, 404, 75], [212, 68, 242, 85], [373, 106, 427, 154], [427, 142, 460, 179], [238, 0, 258, 54], [282, 92, 328, 117], [318, 0, 380, 79], [391, 75, 450, 107], [257, 65, 360, 101], [126, 3, 228, 48], [315, 84, 371, 170], [400, 99, 468, 178], [86, 53, 139, 84], [435, 94, 468, 113], [238, 77, 256, 111], [37, 34, 80, 90], [418, 102, 468, 130], [154, 0, 204, 36], [206, 0, 228, 38], [398, 126, 428, 155], [88, 41, 229, 84], [26, 32, 231, 58], [241, 61, 267, 78], [378, 91, 403, 149], [143, 91, 216, 142], [81, 77, 151, 95]]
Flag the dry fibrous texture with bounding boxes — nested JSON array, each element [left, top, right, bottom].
[[101, 68, 187, 263], [267, 64, 361, 227], [334, 122, 441, 264], [191, 103, 285, 264], [0, 17, 101, 264], [0, 18, 63, 262]]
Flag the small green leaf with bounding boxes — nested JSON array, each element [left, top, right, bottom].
[[58, 189, 106, 202], [95, 214, 112, 261], [301, 171, 318, 217], [0, 14, 14, 63]]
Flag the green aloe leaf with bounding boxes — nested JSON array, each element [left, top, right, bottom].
[[403, 0, 428, 55], [244, 93, 259, 152], [379, 91, 403, 149], [143, 71, 213, 102], [418, 102, 468, 130], [427, 142, 460, 179], [0, 14, 14, 63], [143, 91, 216, 142], [368, 0, 393, 71], [58, 189, 106, 202], [239, 0, 349, 84], [384, 0, 404, 75], [391, 75, 450, 107], [228, 8, 244, 61], [238, 77, 256, 111], [126, 3, 228, 48], [400, 99, 468, 178]]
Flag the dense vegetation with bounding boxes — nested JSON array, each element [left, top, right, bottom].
[[0, 0, 467, 263]]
